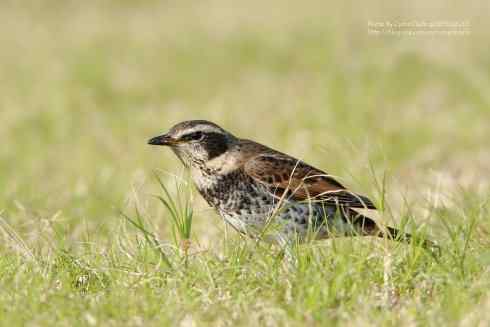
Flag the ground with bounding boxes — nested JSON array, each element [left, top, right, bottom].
[[1, 1, 489, 326]]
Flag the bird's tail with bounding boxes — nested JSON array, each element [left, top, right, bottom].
[[349, 210, 439, 253]]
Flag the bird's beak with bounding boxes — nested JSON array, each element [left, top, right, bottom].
[[148, 133, 177, 146]]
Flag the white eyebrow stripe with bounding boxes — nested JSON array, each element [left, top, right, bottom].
[[175, 125, 224, 138]]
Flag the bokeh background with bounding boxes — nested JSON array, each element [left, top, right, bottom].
[[1, 0, 488, 239], [1, 0, 489, 325]]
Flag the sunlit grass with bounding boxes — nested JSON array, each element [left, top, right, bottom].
[[0, 0, 489, 325]]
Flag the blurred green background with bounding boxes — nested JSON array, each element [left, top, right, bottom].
[[2, 0, 489, 240], [1, 1, 490, 325]]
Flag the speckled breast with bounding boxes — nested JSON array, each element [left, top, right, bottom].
[[194, 169, 338, 238]]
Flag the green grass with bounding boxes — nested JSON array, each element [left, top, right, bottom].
[[1, 0, 490, 325]]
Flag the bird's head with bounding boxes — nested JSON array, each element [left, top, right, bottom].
[[148, 120, 238, 167]]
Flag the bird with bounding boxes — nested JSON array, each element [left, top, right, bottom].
[[148, 120, 434, 249]]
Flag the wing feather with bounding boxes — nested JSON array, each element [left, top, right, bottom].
[[243, 154, 376, 209]]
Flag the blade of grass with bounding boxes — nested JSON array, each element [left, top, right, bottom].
[[119, 210, 173, 269]]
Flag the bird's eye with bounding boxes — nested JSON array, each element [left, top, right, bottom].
[[184, 131, 204, 141]]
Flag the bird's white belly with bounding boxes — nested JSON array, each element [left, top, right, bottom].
[[220, 209, 270, 236], [222, 213, 249, 233]]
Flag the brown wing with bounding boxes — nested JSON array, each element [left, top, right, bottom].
[[243, 154, 376, 209]]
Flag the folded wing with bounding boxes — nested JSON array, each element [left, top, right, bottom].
[[243, 154, 376, 209]]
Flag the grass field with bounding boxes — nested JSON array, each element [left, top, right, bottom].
[[1, 1, 489, 326]]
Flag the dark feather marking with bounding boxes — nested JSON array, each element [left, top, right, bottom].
[[243, 153, 376, 209], [204, 132, 229, 160]]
